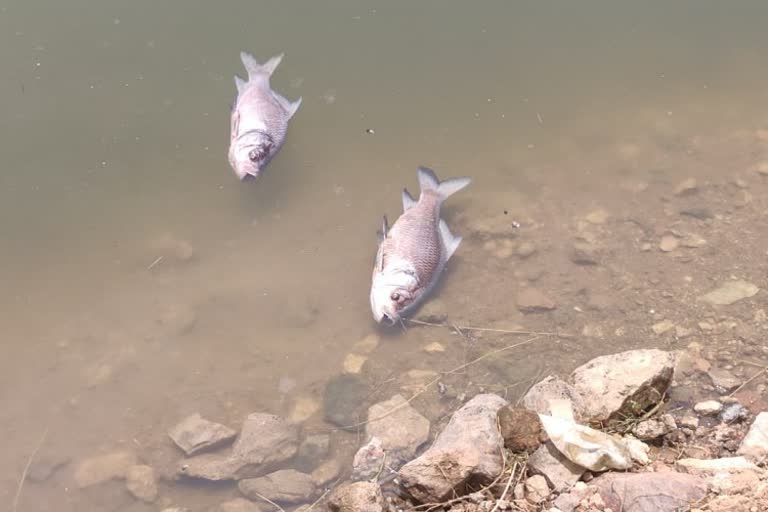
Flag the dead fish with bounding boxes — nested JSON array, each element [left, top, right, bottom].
[[370, 167, 471, 325], [228, 51, 302, 180]]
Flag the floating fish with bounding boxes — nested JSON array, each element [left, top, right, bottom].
[[370, 167, 471, 325], [228, 51, 302, 180]]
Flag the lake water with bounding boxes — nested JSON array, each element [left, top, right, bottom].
[[4, 1, 768, 510]]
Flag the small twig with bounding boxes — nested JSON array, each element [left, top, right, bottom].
[[305, 488, 330, 512], [147, 255, 163, 270], [248, 490, 287, 512], [728, 365, 767, 398], [13, 427, 49, 512], [490, 459, 519, 512], [406, 318, 561, 337]]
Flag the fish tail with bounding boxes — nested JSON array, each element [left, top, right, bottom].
[[239, 51, 284, 81], [416, 166, 472, 202]]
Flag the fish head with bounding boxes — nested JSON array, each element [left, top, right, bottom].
[[228, 130, 275, 180], [370, 265, 419, 325]]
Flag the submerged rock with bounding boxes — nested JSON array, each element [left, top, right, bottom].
[[361, 394, 430, 467], [296, 434, 330, 470], [516, 288, 557, 313], [74, 450, 138, 488], [327, 481, 384, 512], [125, 465, 158, 503], [694, 400, 723, 416], [521, 375, 586, 421], [570, 349, 675, 423], [323, 374, 369, 429], [168, 413, 237, 456], [211, 498, 265, 512], [398, 394, 508, 502], [238, 469, 316, 505], [699, 280, 759, 306]]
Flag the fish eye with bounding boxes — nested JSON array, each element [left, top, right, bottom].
[[248, 149, 261, 162], [391, 292, 400, 302]]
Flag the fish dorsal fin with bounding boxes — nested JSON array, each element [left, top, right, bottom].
[[274, 93, 303, 119], [402, 188, 417, 211], [438, 219, 462, 261], [239, 52, 284, 84], [234, 75, 247, 94]]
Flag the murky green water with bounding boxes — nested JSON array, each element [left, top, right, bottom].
[[3, 1, 768, 510]]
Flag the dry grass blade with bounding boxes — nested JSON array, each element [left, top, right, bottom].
[[728, 365, 767, 398], [407, 318, 560, 337], [248, 490, 287, 512], [13, 426, 49, 512]]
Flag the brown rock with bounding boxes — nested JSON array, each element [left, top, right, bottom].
[[497, 406, 544, 452], [516, 288, 556, 313], [168, 413, 237, 456], [593, 471, 708, 512], [327, 481, 383, 512], [238, 469, 316, 505], [125, 465, 158, 503]]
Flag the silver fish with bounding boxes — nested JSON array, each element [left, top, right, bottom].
[[228, 51, 302, 180], [370, 167, 471, 325]]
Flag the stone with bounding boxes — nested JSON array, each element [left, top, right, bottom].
[[352, 334, 380, 354], [497, 406, 544, 452], [527, 442, 584, 492], [125, 465, 158, 503], [352, 437, 386, 481], [398, 394, 508, 502], [157, 303, 197, 336], [700, 280, 759, 306], [289, 395, 321, 423], [179, 414, 299, 481], [680, 207, 714, 220], [570, 349, 675, 423], [738, 412, 768, 461], [585, 209, 610, 225], [516, 241, 538, 258], [516, 288, 556, 313], [632, 418, 672, 440], [659, 235, 678, 252], [342, 353, 368, 374], [708, 367, 743, 393], [677, 457, 758, 472], [212, 498, 265, 512], [553, 483, 589, 512], [311, 458, 342, 487], [694, 400, 723, 416], [681, 234, 707, 248], [522, 375, 586, 422], [74, 451, 138, 488], [238, 469, 316, 505], [525, 475, 550, 504], [327, 481, 384, 512], [652, 320, 675, 335], [680, 414, 700, 429], [168, 413, 237, 456], [363, 394, 430, 465], [721, 403, 749, 424], [593, 472, 708, 512], [674, 178, 698, 196], [27, 453, 71, 482], [296, 434, 330, 470], [570, 241, 600, 265], [323, 374, 369, 429], [423, 342, 445, 353]]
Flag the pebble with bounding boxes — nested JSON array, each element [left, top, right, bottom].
[[423, 342, 445, 353], [681, 234, 707, 248], [168, 413, 237, 456], [74, 450, 138, 488], [652, 320, 676, 335], [721, 403, 749, 424], [680, 414, 700, 429], [659, 235, 679, 252], [516, 288, 557, 313], [570, 241, 600, 265], [238, 469, 316, 505], [516, 241, 537, 258], [296, 434, 330, 470], [694, 400, 723, 416], [212, 498, 264, 512], [585, 209, 610, 225], [323, 374, 369, 429], [680, 207, 714, 220], [699, 280, 759, 306], [674, 178, 698, 196], [525, 475, 551, 503], [125, 465, 158, 503], [353, 334, 380, 354], [758, 161, 768, 175], [342, 353, 368, 374], [289, 395, 321, 423], [707, 367, 743, 393], [311, 458, 342, 487]]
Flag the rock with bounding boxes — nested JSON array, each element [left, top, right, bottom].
[[353, 334, 380, 354], [570, 349, 675, 423], [528, 442, 584, 492], [516, 241, 538, 258], [708, 367, 743, 393], [553, 482, 589, 512], [651, 320, 675, 335], [632, 417, 673, 440], [296, 434, 330, 470], [311, 458, 342, 487], [497, 406, 544, 452], [125, 465, 158, 503], [680, 414, 700, 429], [327, 481, 384, 512], [74, 451, 138, 488], [352, 437, 386, 481], [694, 400, 723, 416], [168, 413, 237, 456], [522, 375, 586, 421], [738, 412, 768, 461], [677, 457, 758, 472], [516, 288, 556, 313], [681, 234, 707, 248], [288, 395, 321, 423], [700, 280, 759, 306], [157, 303, 197, 336], [659, 235, 678, 252], [585, 209, 610, 225], [211, 498, 265, 512], [423, 342, 445, 353], [323, 374, 369, 429], [525, 475, 550, 504], [570, 241, 600, 265], [674, 178, 698, 196], [363, 394, 430, 466], [238, 469, 316, 505], [27, 453, 71, 482], [342, 353, 368, 374], [398, 394, 508, 502], [179, 414, 299, 481], [675, 325, 695, 338], [721, 403, 749, 424], [680, 207, 714, 220], [593, 472, 708, 512]]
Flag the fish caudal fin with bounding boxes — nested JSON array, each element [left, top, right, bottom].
[[275, 94, 302, 119], [239, 51, 284, 83], [401, 188, 417, 211], [416, 166, 472, 202], [439, 219, 462, 261]]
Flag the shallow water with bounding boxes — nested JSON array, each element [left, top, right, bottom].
[[4, 1, 768, 510]]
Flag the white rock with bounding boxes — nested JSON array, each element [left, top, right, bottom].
[[699, 280, 759, 306], [677, 457, 758, 472], [168, 413, 237, 456], [738, 412, 768, 461], [525, 475, 551, 503], [694, 400, 723, 416]]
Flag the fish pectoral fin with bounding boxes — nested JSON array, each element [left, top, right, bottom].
[[274, 93, 302, 119], [376, 215, 389, 244], [439, 219, 462, 261], [401, 188, 417, 211], [234, 75, 247, 95]]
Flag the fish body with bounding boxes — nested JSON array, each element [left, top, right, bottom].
[[228, 51, 302, 180], [370, 167, 471, 325]]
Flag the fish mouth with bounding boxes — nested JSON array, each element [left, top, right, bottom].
[[378, 313, 399, 326]]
